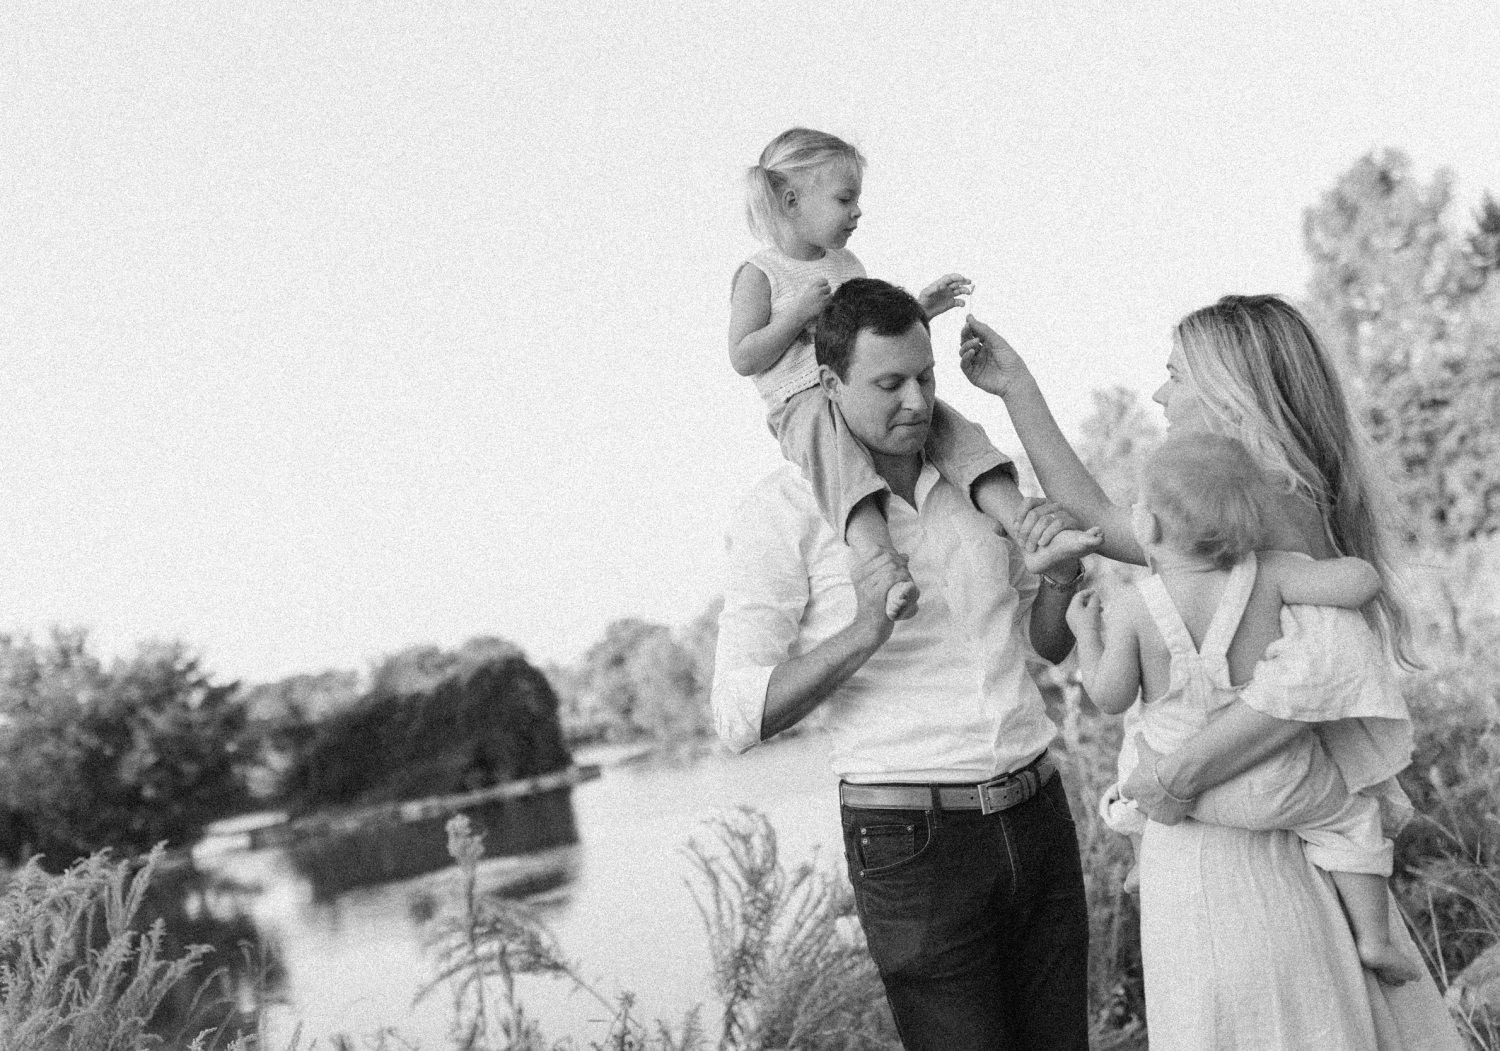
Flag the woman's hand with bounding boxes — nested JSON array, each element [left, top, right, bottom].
[[1121, 734, 1195, 826], [959, 315, 1034, 399]]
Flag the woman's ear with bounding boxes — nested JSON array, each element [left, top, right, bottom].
[[781, 185, 798, 212]]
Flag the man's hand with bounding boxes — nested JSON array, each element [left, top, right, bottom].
[[918, 273, 973, 319], [1120, 734, 1194, 826], [1065, 587, 1103, 643], [792, 278, 833, 326], [959, 315, 1033, 398], [1010, 498, 1103, 577], [850, 547, 905, 648]]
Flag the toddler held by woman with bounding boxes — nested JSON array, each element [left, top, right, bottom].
[[1066, 434, 1422, 986]]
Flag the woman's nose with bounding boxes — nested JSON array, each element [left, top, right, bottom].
[[1151, 382, 1169, 408]]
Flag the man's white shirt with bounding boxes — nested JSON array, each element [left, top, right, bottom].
[[712, 463, 1058, 784]]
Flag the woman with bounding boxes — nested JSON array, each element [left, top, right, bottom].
[[958, 295, 1462, 1050]]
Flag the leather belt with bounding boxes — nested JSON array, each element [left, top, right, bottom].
[[839, 752, 1056, 815]]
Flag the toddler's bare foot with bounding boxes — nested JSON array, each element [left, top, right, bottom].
[[886, 580, 920, 621], [1123, 863, 1140, 894], [1357, 937, 1423, 985]]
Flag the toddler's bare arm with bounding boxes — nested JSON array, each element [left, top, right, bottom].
[[1263, 550, 1380, 609]]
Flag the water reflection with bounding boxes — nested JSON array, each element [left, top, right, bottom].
[[284, 787, 580, 900], [176, 734, 840, 1045], [138, 860, 285, 1044]]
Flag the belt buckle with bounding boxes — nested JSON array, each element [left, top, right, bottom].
[[979, 773, 1011, 815], [978, 769, 1034, 815]]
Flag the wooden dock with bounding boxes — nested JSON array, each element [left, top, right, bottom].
[[240, 764, 601, 851]]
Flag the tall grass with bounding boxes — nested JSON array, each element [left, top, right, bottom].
[[0, 846, 220, 1050]]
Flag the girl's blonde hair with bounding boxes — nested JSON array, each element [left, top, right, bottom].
[[745, 128, 865, 253], [1173, 294, 1418, 665], [1142, 434, 1273, 570]]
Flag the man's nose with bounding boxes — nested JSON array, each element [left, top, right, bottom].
[[900, 381, 929, 412]]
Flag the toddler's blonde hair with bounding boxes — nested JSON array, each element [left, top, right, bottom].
[[1141, 434, 1274, 570], [745, 128, 865, 254]]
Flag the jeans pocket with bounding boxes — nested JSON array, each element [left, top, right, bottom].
[[1038, 777, 1076, 825], [856, 818, 930, 874]]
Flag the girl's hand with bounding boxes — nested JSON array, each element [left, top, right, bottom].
[[1065, 587, 1103, 640], [959, 315, 1033, 398], [792, 278, 833, 326], [918, 273, 973, 319], [1121, 734, 1195, 826]]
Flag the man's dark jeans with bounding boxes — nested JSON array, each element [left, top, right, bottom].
[[840, 772, 1090, 1051]]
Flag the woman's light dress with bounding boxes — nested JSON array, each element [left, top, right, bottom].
[[1139, 559, 1464, 1050]]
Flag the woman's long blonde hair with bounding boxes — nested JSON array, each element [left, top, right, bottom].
[[1174, 294, 1418, 667]]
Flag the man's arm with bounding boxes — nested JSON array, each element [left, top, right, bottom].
[[761, 549, 900, 738], [711, 482, 900, 750], [1027, 555, 1082, 665]]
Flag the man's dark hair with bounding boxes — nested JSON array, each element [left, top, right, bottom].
[[814, 278, 929, 381]]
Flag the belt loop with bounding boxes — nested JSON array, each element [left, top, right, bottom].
[[929, 784, 943, 823]]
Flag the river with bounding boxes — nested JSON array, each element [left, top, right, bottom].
[[192, 732, 846, 1045]]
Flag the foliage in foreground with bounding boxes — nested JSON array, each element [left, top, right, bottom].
[[0, 847, 224, 1050]]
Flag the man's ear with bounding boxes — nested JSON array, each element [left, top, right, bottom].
[[818, 364, 841, 401]]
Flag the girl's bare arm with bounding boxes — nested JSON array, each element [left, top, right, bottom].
[[728, 265, 818, 377]]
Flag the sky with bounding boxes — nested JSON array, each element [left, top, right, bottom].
[[3, 0, 1499, 685]]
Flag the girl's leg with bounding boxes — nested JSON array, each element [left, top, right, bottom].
[[927, 400, 1095, 554], [845, 497, 919, 620], [773, 389, 918, 620]]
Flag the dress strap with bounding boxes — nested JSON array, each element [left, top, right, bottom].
[[1135, 575, 1199, 657], [1200, 553, 1258, 658]]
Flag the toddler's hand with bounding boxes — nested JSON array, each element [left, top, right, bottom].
[[918, 273, 973, 319], [959, 315, 1032, 398], [1066, 587, 1103, 640], [793, 278, 833, 326]]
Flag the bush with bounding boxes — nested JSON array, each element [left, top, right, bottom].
[[1394, 644, 1500, 987], [280, 653, 572, 814]]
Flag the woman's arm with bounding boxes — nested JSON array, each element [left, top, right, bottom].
[[728, 265, 826, 377], [1122, 701, 1309, 823], [958, 317, 1145, 565]]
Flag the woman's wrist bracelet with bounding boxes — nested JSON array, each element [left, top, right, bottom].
[[1152, 757, 1194, 806]]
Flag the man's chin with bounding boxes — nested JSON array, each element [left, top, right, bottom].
[[876, 427, 930, 456]]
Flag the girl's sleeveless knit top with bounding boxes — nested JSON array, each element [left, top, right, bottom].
[[737, 247, 866, 409]]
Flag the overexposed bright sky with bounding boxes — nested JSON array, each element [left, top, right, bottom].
[[4, 0, 1498, 684]]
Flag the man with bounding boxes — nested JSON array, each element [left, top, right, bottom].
[[712, 278, 1096, 1050]]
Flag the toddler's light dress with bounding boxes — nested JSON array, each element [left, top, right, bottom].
[[1101, 552, 1392, 875]]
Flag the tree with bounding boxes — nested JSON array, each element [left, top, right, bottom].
[[0, 632, 250, 867], [1303, 150, 1500, 550], [1075, 386, 1162, 508], [568, 607, 720, 744]]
